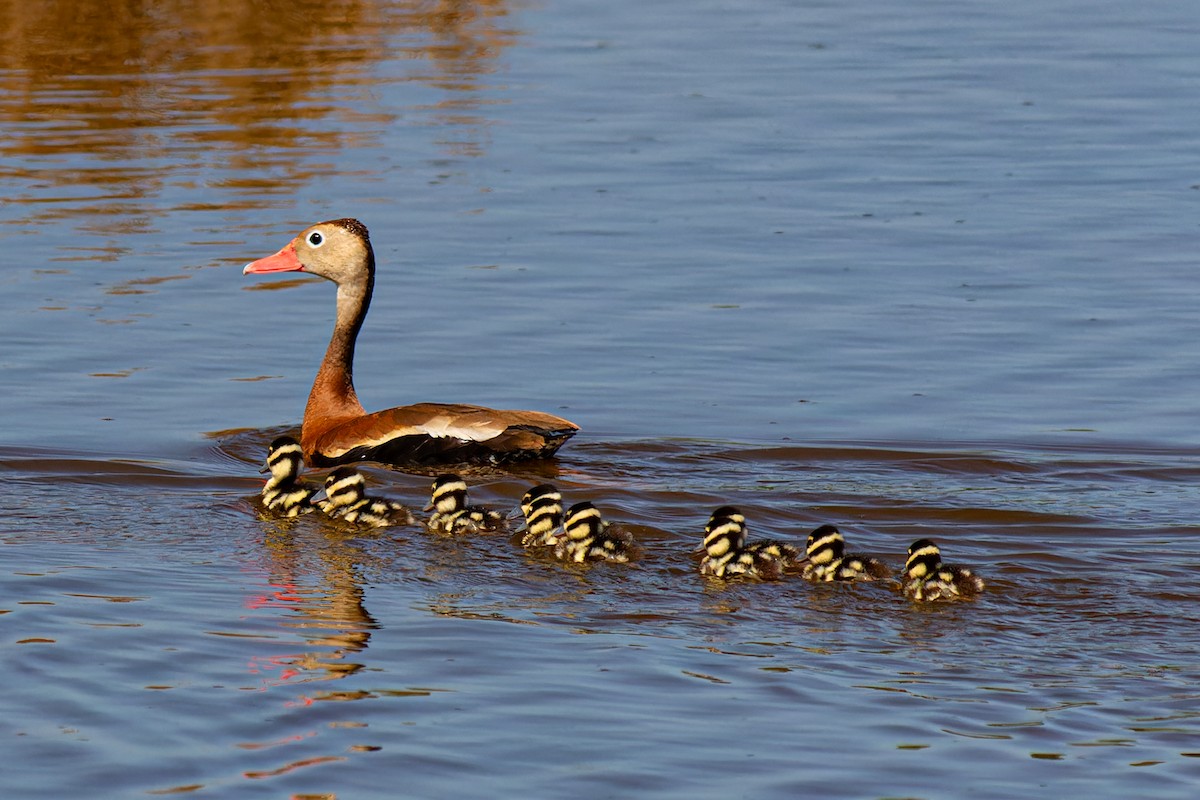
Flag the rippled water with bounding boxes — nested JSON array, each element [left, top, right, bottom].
[[3, 0, 1200, 797]]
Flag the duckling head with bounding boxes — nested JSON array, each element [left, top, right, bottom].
[[806, 524, 845, 565], [264, 436, 304, 481], [706, 505, 746, 531], [521, 483, 564, 527], [905, 538, 942, 580], [564, 501, 604, 542], [702, 514, 746, 556], [426, 474, 468, 513], [522, 483, 562, 516], [323, 466, 366, 508]]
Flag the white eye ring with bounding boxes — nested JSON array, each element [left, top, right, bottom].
[[307, 231, 324, 247]]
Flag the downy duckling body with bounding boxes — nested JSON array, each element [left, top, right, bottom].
[[425, 474, 506, 533], [517, 483, 564, 548], [556, 501, 635, 563], [802, 524, 889, 583], [902, 538, 985, 601], [321, 467, 415, 527], [698, 506, 803, 580], [261, 436, 320, 517]]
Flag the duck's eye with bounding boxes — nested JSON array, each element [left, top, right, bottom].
[[307, 231, 324, 247]]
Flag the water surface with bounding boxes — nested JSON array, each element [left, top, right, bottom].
[[2, 0, 1200, 797]]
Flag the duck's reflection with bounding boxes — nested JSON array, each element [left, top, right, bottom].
[[247, 522, 380, 683]]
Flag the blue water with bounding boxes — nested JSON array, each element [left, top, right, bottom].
[[3, 0, 1200, 797]]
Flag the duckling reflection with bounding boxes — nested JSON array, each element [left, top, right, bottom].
[[248, 522, 381, 684]]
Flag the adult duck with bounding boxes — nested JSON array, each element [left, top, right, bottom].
[[243, 218, 579, 467]]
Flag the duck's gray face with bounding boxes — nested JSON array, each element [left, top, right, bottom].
[[243, 218, 371, 286]]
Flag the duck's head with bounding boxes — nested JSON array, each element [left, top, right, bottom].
[[905, 538, 943, 580], [243, 218, 374, 286], [323, 466, 366, 508], [805, 524, 845, 564]]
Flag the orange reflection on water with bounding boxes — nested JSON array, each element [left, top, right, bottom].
[[246, 522, 380, 684], [0, 0, 519, 215]]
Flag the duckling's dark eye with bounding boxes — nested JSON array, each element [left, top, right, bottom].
[[307, 231, 324, 247]]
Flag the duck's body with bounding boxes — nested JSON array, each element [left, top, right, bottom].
[[902, 538, 985, 601], [802, 524, 890, 583], [243, 219, 578, 467], [260, 436, 320, 517], [321, 466, 415, 527], [517, 483, 564, 548], [556, 502, 635, 563], [425, 474, 506, 534], [698, 506, 803, 580]]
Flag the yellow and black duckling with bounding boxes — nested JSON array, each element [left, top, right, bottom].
[[555, 501, 636, 563], [260, 436, 320, 517], [320, 466, 415, 527], [902, 538, 985, 602], [801, 524, 890, 583], [425, 474, 507, 533], [698, 506, 804, 580], [516, 483, 565, 548]]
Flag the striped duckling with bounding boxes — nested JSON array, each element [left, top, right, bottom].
[[260, 436, 320, 517], [698, 506, 804, 580], [801, 524, 890, 583], [902, 538, 985, 602], [555, 501, 635, 563], [321, 466, 415, 527], [517, 483, 565, 548], [425, 474, 506, 534]]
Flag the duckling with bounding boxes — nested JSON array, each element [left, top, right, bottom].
[[260, 436, 320, 517], [321, 467, 415, 527], [698, 506, 803, 580], [802, 524, 890, 583], [517, 483, 564, 548], [555, 501, 635, 563], [902, 538, 985, 601], [425, 474, 506, 533]]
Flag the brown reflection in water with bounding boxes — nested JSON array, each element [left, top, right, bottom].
[[247, 521, 379, 683], [0, 0, 518, 217]]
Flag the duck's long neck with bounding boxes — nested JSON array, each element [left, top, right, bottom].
[[305, 258, 374, 428]]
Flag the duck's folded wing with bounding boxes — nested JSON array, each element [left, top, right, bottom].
[[311, 402, 579, 466]]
